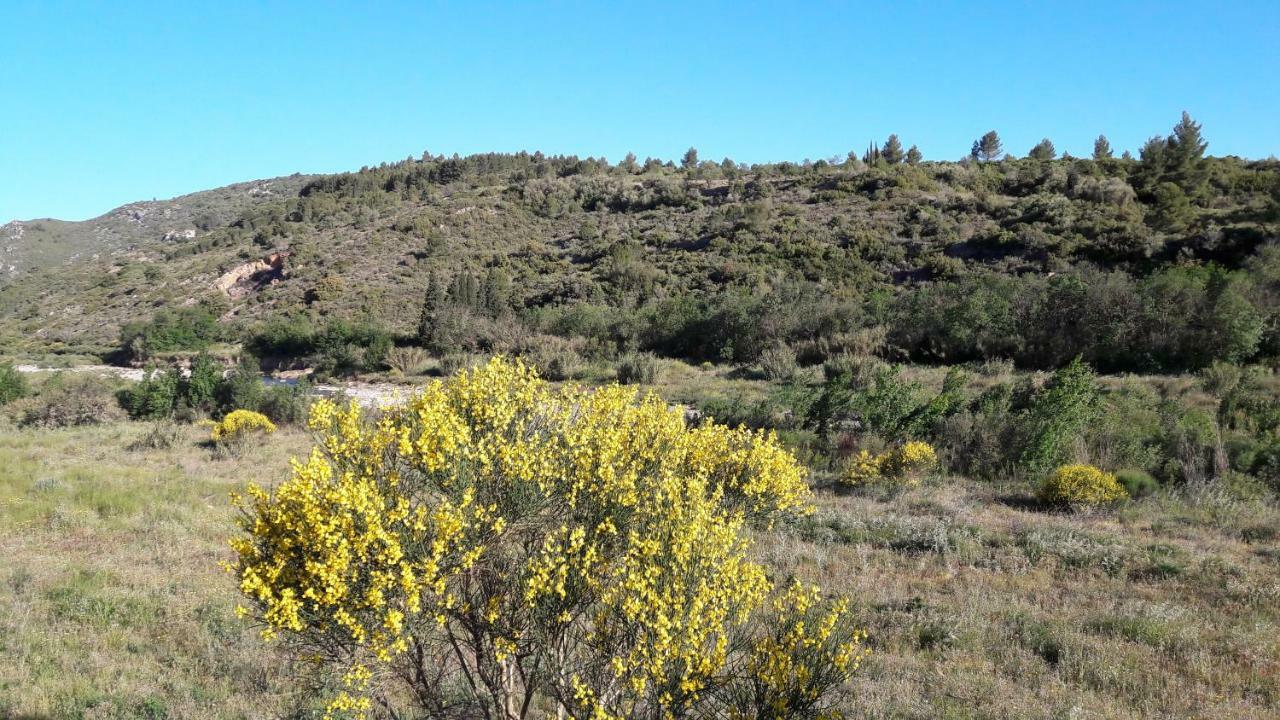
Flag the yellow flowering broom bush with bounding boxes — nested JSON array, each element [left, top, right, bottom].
[[842, 440, 937, 487], [209, 409, 276, 455], [1039, 463, 1129, 506], [227, 357, 865, 720]]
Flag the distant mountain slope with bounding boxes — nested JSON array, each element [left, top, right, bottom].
[[0, 176, 313, 282], [1, 136, 1277, 363]]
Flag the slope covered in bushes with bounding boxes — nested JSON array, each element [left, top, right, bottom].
[[1, 114, 1277, 376]]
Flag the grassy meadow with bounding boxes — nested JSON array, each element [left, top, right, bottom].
[[1, 411, 1276, 719], [0, 423, 313, 719]]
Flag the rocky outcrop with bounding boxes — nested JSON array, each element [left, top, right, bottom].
[[214, 252, 288, 298]]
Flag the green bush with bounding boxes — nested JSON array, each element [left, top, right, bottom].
[[0, 363, 29, 405], [1019, 359, 1099, 474], [121, 367, 180, 420], [18, 374, 126, 429], [1115, 468, 1159, 498], [183, 352, 222, 412], [247, 316, 392, 376], [1247, 440, 1280, 493], [217, 359, 265, 415], [806, 363, 959, 441], [439, 352, 487, 376], [245, 315, 317, 359], [259, 379, 313, 425], [311, 319, 392, 376]]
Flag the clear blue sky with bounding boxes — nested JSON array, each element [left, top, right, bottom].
[[2, 1, 1278, 222]]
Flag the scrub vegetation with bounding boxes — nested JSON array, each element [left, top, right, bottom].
[[2, 113, 1279, 718]]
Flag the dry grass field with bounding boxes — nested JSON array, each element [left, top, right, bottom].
[[1, 420, 1277, 719], [0, 423, 314, 719]]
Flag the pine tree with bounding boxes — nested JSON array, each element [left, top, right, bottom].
[[1028, 138, 1056, 161], [882, 134, 905, 164], [620, 152, 638, 173], [971, 131, 1003, 162], [681, 147, 699, 169], [1092, 135, 1113, 160], [1168, 111, 1208, 166], [1133, 135, 1170, 195], [905, 145, 923, 165], [1166, 111, 1208, 195]]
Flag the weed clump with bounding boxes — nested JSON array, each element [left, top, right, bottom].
[[616, 352, 660, 384], [385, 346, 430, 376]]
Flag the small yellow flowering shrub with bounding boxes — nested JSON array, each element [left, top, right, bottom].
[[842, 441, 938, 487], [1039, 464, 1129, 506], [209, 409, 276, 454], [227, 357, 864, 719], [730, 581, 868, 719]]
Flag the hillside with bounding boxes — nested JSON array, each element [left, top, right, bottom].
[[2, 117, 1279, 374], [0, 175, 313, 354]]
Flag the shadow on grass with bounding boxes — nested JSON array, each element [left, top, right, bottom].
[[995, 493, 1059, 513]]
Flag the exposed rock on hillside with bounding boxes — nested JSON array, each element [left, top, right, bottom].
[[214, 252, 288, 298], [163, 229, 197, 242]]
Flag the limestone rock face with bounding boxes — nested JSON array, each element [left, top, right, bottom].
[[214, 252, 288, 298], [162, 228, 197, 242]]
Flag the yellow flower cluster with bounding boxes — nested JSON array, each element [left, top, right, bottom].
[[210, 409, 277, 443], [842, 440, 937, 487], [227, 357, 857, 719], [1039, 463, 1128, 505], [739, 581, 868, 718]]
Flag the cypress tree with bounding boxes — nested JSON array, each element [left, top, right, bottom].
[[862, 141, 881, 165], [417, 273, 448, 345], [482, 267, 511, 317]]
